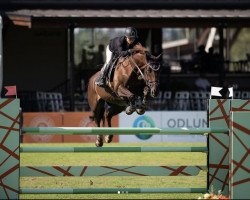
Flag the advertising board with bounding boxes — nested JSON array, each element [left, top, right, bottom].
[[119, 111, 207, 142]]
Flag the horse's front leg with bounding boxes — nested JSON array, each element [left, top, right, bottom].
[[136, 86, 150, 115], [142, 86, 150, 106], [116, 85, 136, 115]]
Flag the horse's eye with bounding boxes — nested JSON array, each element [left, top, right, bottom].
[[152, 63, 160, 70]]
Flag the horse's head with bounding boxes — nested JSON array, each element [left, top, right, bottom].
[[129, 45, 161, 98]]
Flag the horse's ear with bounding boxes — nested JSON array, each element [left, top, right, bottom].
[[146, 52, 156, 60], [155, 53, 162, 60], [147, 52, 162, 61]]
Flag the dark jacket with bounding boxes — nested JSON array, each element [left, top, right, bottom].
[[109, 36, 139, 58]]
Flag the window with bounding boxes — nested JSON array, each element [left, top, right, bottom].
[[74, 28, 125, 69]]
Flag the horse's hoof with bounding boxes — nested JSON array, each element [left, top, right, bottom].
[[136, 108, 145, 115], [95, 136, 103, 147], [126, 106, 136, 115], [104, 135, 113, 143], [95, 140, 103, 147]]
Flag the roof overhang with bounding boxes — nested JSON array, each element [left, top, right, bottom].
[[5, 9, 250, 28]]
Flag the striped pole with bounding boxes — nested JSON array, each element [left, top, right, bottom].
[[20, 187, 207, 194], [22, 127, 228, 135], [20, 146, 208, 153]]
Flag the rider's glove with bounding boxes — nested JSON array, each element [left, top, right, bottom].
[[121, 50, 130, 57], [127, 49, 132, 55]]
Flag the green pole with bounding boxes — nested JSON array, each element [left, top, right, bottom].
[[20, 146, 208, 153], [22, 127, 228, 135], [20, 187, 207, 194]]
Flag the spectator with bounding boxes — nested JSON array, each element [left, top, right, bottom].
[[192, 45, 209, 73], [92, 44, 105, 68], [207, 47, 223, 74], [195, 73, 211, 91], [208, 47, 216, 73], [78, 48, 88, 69]]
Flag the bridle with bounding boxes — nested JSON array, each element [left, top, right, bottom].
[[129, 53, 160, 88]]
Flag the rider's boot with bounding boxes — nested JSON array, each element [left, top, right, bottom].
[[96, 63, 110, 87]]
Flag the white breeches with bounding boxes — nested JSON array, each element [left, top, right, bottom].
[[101, 45, 112, 72], [105, 45, 112, 65]]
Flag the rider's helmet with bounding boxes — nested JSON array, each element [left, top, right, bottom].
[[124, 27, 138, 40]]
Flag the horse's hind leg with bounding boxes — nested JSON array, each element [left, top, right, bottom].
[[94, 99, 105, 147], [104, 105, 125, 143]]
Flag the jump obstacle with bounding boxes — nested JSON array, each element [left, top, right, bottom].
[[0, 99, 249, 199]]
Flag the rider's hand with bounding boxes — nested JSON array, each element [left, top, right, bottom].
[[121, 50, 130, 57], [127, 49, 132, 55]]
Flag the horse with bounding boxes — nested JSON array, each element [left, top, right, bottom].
[[87, 45, 161, 147]]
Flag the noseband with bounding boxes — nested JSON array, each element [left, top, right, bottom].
[[144, 64, 159, 89], [129, 55, 159, 88]]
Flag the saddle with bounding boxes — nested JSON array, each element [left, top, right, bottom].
[[102, 56, 130, 100], [107, 57, 119, 82]]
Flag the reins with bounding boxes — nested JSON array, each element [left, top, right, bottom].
[[129, 56, 146, 81], [117, 48, 159, 88], [129, 55, 159, 89]]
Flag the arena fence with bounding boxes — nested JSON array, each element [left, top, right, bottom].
[[0, 99, 249, 199]]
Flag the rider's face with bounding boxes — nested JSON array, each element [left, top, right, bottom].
[[126, 37, 135, 44]]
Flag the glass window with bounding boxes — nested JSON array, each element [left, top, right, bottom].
[[74, 28, 125, 69], [163, 28, 188, 42]]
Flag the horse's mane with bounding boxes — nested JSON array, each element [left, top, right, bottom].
[[132, 45, 148, 54], [117, 44, 149, 65]]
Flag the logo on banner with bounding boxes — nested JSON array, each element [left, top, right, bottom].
[[79, 117, 97, 142], [133, 115, 155, 140], [30, 116, 55, 142]]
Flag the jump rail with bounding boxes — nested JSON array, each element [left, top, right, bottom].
[[20, 146, 208, 153], [0, 99, 249, 199], [20, 188, 208, 194], [22, 127, 228, 135]]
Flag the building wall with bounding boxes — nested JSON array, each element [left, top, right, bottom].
[[3, 24, 67, 91]]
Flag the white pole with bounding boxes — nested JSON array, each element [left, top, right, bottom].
[[0, 15, 3, 96], [205, 27, 216, 52]]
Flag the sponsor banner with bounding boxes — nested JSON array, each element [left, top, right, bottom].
[[119, 112, 162, 142], [119, 111, 207, 142], [23, 113, 63, 143], [23, 112, 119, 143], [63, 112, 119, 143], [63, 112, 96, 143]]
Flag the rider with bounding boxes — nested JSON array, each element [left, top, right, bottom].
[[95, 27, 140, 87]]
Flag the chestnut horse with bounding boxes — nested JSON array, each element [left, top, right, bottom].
[[87, 45, 161, 147]]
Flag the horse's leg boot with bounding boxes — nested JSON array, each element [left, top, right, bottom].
[[104, 135, 113, 143], [95, 135, 104, 147], [126, 96, 136, 115]]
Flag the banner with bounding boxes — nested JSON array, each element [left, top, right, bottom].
[[119, 111, 207, 142], [23, 112, 119, 143], [23, 113, 63, 143]]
